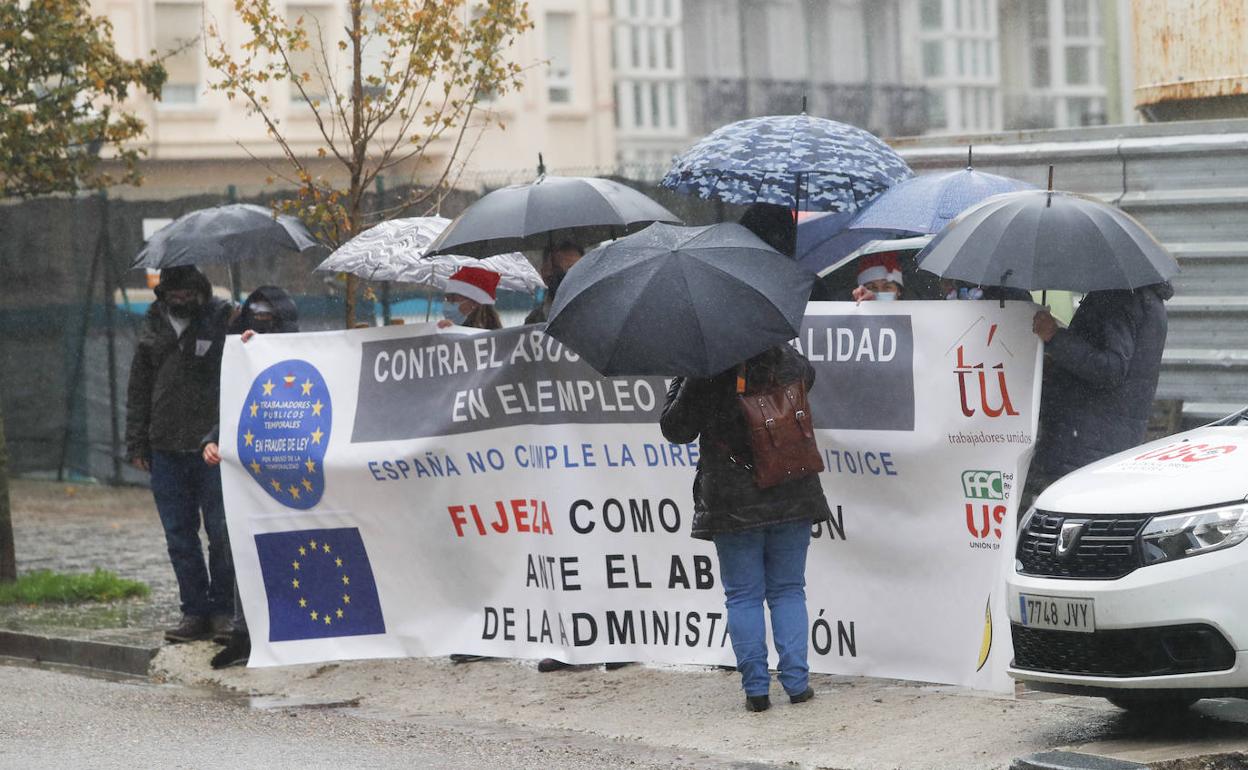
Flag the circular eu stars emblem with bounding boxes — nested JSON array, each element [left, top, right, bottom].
[[238, 359, 331, 510]]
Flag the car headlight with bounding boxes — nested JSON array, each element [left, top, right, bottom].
[[1140, 502, 1248, 565], [1018, 504, 1037, 533]]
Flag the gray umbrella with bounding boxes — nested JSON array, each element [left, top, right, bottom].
[[426, 175, 680, 258], [132, 203, 325, 268], [545, 222, 813, 378], [916, 190, 1179, 292]]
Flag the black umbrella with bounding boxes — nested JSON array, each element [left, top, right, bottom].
[[426, 175, 680, 258], [916, 189, 1179, 292], [132, 203, 325, 268], [545, 222, 813, 378]]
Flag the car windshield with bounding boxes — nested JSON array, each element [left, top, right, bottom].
[[1221, 408, 1248, 426]]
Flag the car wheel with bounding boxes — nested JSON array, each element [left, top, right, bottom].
[[1105, 693, 1199, 713]]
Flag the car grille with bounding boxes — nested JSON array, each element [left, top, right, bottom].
[[1017, 511, 1150, 579], [1012, 623, 1236, 677]]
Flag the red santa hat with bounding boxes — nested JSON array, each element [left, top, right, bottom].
[[444, 266, 500, 306], [856, 252, 905, 287]]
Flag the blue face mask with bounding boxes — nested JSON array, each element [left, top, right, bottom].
[[442, 302, 468, 325]]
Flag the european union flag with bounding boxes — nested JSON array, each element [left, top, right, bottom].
[[255, 527, 386, 642]]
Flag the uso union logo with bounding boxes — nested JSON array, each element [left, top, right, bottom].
[[237, 360, 331, 510]]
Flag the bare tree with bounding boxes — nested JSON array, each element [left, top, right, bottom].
[[207, 0, 531, 326]]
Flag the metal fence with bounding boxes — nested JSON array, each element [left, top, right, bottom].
[[0, 174, 727, 483]]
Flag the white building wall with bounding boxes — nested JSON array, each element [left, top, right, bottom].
[[92, 0, 616, 198]]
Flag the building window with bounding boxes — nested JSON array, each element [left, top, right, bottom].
[[546, 12, 574, 104], [1066, 96, 1105, 126], [1063, 0, 1089, 36], [1064, 45, 1089, 85], [154, 3, 202, 105], [922, 40, 944, 78], [918, 0, 1000, 132], [287, 5, 331, 104], [1031, 45, 1050, 87], [927, 90, 947, 129], [612, 0, 684, 137]]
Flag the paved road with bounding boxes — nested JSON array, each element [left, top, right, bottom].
[[0, 661, 769, 770]]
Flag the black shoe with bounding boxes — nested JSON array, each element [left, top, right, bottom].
[[165, 615, 210, 643], [604, 662, 631, 671], [209, 615, 234, 645], [449, 654, 489, 663], [538, 658, 571, 672], [789, 687, 815, 704], [210, 633, 250, 669], [745, 694, 771, 712]]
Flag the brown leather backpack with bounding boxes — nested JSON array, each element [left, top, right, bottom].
[[735, 366, 824, 489]]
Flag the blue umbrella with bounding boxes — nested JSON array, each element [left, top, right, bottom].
[[662, 114, 912, 212], [849, 165, 1034, 235], [795, 211, 911, 275]]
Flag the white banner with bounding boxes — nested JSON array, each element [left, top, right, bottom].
[[220, 300, 1041, 691]]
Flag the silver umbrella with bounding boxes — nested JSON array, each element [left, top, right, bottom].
[[315, 216, 544, 294]]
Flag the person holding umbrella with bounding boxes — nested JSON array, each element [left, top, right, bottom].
[[912, 185, 1181, 507], [125, 266, 236, 643], [1024, 282, 1173, 507], [659, 345, 829, 712], [436, 266, 503, 330], [200, 285, 301, 668], [525, 241, 584, 325], [544, 222, 826, 691]]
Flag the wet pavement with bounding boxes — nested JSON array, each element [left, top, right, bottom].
[[2, 479, 180, 646], [5, 479, 1248, 769]]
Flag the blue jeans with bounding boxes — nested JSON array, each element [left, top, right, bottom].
[[150, 451, 234, 618], [713, 520, 811, 697]]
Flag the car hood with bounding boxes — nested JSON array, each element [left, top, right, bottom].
[[1036, 425, 1248, 515]]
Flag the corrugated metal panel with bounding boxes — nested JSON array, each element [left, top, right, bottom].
[[894, 119, 1248, 420], [1134, 0, 1248, 107]]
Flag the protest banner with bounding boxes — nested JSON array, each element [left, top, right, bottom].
[[220, 300, 1041, 692]]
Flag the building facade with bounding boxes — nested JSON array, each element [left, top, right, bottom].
[[96, 0, 617, 199], [611, 0, 1137, 176], [95, 0, 1137, 199]]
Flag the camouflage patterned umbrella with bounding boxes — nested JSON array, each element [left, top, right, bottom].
[[662, 114, 912, 213]]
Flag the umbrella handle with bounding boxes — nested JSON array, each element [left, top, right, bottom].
[[999, 269, 1013, 309]]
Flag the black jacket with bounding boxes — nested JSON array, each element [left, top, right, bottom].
[[231, 284, 300, 335], [1032, 283, 1172, 479], [660, 346, 832, 540], [125, 295, 233, 459], [199, 285, 302, 449]]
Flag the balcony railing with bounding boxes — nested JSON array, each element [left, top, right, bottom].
[[687, 78, 930, 138]]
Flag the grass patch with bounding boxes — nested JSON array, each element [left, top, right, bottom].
[[0, 569, 150, 605]]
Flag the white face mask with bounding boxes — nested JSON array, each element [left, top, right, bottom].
[[442, 303, 468, 325], [875, 290, 898, 301]]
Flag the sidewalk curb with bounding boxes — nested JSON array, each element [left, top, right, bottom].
[[0, 630, 158, 676], [1012, 752, 1149, 770]]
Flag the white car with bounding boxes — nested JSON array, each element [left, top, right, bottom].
[[1006, 407, 1248, 712]]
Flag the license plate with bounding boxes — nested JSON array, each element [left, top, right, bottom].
[[1018, 593, 1095, 633]]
